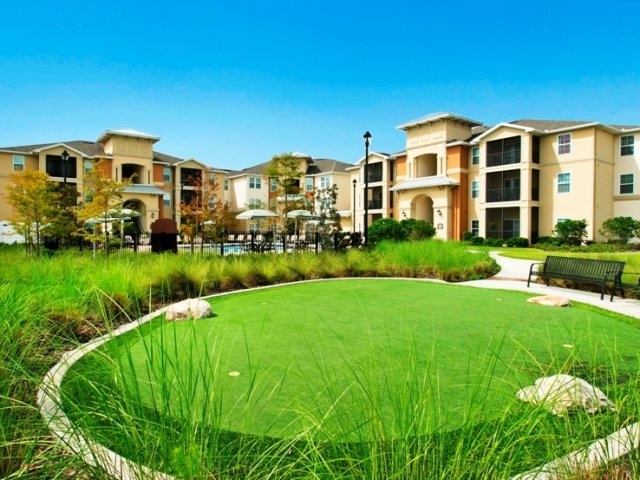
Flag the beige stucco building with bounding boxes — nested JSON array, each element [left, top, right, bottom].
[[2, 113, 638, 245], [0, 129, 232, 234], [383, 113, 640, 243]]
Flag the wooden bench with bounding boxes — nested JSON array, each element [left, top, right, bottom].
[[527, 256, 625, 301]]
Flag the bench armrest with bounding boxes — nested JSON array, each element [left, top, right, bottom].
[[527, 262, 544, 287]]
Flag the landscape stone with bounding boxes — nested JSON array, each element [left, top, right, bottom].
[[165, 298, 212, 321], [516, 374, 615, 415], [526, 295, 571, 307]]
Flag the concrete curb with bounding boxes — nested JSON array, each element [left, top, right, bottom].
[[36, 306, 177, 480], [37, 267, 640, 479]]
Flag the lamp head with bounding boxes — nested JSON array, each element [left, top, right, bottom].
[[363, 131, 372, 147]]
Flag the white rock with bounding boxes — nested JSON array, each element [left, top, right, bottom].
[[516, 374, 615, 415], [527, 295, 571, 307], [165, 299, 212, 321]]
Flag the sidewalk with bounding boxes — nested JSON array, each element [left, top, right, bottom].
[[462, 252, 640, 320]]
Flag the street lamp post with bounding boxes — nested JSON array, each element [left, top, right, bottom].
[[352, 178, 357, 234], [363, 131, 371, 246], [61, 149, 69, 186]]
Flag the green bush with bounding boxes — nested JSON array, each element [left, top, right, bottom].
[[505, 237, 529, 248], [469, 236, 485, 245], [400, 218, 436, 240], [553, 219, 588, 246], [599, 216, 640, 243], [367, 218, 407, 244], [462, 231, 475, 242]]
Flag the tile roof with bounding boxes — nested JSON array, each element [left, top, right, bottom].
[[390, 175, 459, 191], [0, 140, 185, 164], [124, 184, 168, 196], [229, 158, 355, 177], [510, 119, 594, 131], [397, 112, 483, 130]]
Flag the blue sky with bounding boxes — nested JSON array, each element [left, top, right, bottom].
[[1, 0, 639, 170]]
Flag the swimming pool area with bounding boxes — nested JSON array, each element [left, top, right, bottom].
[[175, 241, 316, 255]]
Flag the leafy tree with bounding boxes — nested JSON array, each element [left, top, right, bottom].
[[314, 183, 342, 231], [553, 219, 588, 246], [4, 170, 61, 256], [266, 153, 305, 232], [313, 183, 342, 249], [400, 218, 436, 241], [598, 216, 640, 243], [76, 160, 131, 251], [180, 169, 232, 250], [368, 218, 407, 244]]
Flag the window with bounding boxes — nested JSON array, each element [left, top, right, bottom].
[[163, 167, 171, 182], [163, 194, 171, 206], [247, 198, 261, 209], [471, 147, 480, 165], [83, 160, 93, 174], [320, 175, 331, 189], [557, 172, 571, 193], [270, 178, 277, 192], [620, 174, 634, 194], [558, 133, 571, 154], [12, 155, 24, 172], [621, 135, 634, 156], [224, 179, 229, 191], [306, 177, 313, 191], [471, 180, 480, 199], [249, 176, 261, 189], [471, 220, 479, 237]]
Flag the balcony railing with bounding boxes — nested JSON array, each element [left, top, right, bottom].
[[486, 188, 520, 203], [486, 149, 521, 167], [367, 199, 383, 209], [366, 172, 383, 183]]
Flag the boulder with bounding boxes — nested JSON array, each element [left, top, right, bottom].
[[516, 374, 615, 415], [527, 295, 571, 307], [165, 298, 212, 321]]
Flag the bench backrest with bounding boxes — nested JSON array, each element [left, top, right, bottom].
[[544, 256, 625, 279]]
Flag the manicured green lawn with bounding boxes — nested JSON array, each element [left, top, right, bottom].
[[107, 279, 640, 442]]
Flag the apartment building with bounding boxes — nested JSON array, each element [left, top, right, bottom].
[[226, 154, 353, 232], [0, 129, 232, 233], [2, 113, 638, 244], [385, 112, 640, 243]]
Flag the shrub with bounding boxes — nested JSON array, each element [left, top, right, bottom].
[[484, 238, 504, 247], [367, 218, 407, 244], [536, 236, 560, 247], [553, 219, 588, 246], [469, 236, 485, 245], [400, 218, 436, 241], [505, 237, 529, 248], [599, 216, 640, 243], [462, 231, 475, 242]]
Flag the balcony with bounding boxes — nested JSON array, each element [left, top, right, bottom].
[[486, 136, 521, 167], [367, 199, 383, 209], [365, 163, 383, 183], [487, 187, 520, 203], [486, 149, 521, 167]]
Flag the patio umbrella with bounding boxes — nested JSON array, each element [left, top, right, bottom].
[[236, 209, 279, 220], [107, 207, 141, 218], [285, 210, 319, 235]]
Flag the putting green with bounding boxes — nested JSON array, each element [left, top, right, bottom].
[[116, 279, 640, 441]]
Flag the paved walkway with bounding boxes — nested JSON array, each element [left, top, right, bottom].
[[462, 252, 640, 320]]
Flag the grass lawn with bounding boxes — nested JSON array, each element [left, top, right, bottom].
[[66, 279, 640, 450]]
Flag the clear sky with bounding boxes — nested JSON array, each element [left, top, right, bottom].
[[1, 0, 639, 170]]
